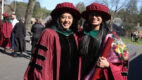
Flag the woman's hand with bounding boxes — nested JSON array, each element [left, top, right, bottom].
[[124, 54, 129, 61], [96, 57, 109, 68]]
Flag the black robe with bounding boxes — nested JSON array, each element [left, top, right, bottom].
[[13, 21, 26, 52], [79, 28, 108, 79]]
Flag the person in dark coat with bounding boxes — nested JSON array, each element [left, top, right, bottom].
[[31, 18, 44, 53], [24, 2, 81, 80], [12, 19, 26, 56]]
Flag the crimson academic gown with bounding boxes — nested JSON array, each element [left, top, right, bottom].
[[24, 28, 81, 80], [0, 20, 12, 48], [79, 31, 128, 80]]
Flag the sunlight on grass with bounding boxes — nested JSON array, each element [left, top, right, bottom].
[[120, 37, 142, 45]]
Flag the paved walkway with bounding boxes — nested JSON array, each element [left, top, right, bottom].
[[0, 38, 142, 80], [0, 51, 29, 80], [0, 35, 31, 80]]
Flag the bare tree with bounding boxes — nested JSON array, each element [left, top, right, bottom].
[[90, 0, 131, 30], [24, 0, 36, 30], [76, 2, 86, 13], [93, 0, 131, 17], [76, 2, 86, 26]]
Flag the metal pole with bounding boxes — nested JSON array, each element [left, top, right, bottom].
[[1, 0, 4, 19]]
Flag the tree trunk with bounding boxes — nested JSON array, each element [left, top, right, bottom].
[[24, 0, 36, 30]]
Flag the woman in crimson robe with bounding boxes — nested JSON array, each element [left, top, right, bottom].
[[79, 3, 129, 80], [24, 2, 81, 80], [0, 13, 12, 52]]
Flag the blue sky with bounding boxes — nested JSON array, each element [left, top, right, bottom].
[[39, 0, 92, 10], [14, 0, 142, 11], [15, 0, 93, 10]]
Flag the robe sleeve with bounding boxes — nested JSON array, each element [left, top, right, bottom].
[[24, 29, 60, 80], [103, 33, 128, 80], [103, 62, 124, 80]]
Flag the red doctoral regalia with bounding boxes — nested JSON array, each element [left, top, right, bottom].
[[24, 28, 81, 80], [0, 20, 12, 48]]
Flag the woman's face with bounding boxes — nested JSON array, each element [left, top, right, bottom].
[[60, 12, 73, 30], [89, 13, 102, 27], [11, 14, 16, 20]]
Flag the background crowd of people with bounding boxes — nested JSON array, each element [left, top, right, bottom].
[[0, 12, 44, 57]]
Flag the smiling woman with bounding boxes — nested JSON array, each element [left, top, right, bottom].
[[88, 13, 103, 30], [60, 12, 73, 30], [79, 2, 129, 80], [24, 2, 81, 80]]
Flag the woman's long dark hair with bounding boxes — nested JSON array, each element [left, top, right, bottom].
[[45, 13, 79, 33], [79, 19, 111, 56]]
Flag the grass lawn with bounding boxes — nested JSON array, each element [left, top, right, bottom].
[[120, 36, 142, 45]]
